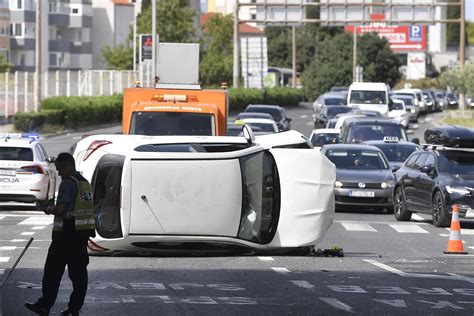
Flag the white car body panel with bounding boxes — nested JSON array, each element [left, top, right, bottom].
[[347, 82, 389, 116], [72, 132, 334, 254], [389, 99, 409, 128]]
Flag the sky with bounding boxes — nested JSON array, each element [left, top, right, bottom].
[[467, 0, 474, 21]]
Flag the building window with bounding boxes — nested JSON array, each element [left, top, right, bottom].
[[251, 0, 256, 3], [72, 8, 79, 14], [17, 0, 22, 9], [20, 54, 25, 66], [251, 13, 257, 20], [10, 23, 22, 37], [49, 53, 58, 67], [76, 29, 82, 41], [70, 5, 81, 15]]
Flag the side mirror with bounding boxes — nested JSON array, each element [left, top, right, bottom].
[[242, 125, 255, 145], [46, 157, 56, 164], [392, 165, 401, 173], [411, 137, 420, 145], [420, 165, 434, 175]]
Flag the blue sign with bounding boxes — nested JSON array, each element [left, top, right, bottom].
[[409, 26, 422, 42]]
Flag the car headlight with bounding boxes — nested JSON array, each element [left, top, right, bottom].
[[410, 109, 416, 113], [335, 181, 343, 188], [446, 186, 470, 196], [381, 181, 395, 189]]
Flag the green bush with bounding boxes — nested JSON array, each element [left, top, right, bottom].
[[13, 110, 64, 132], [228, 87, 302, 112]]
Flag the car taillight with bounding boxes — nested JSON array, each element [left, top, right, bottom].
[[20, 165, 44, 174], [84, 140, 112, 161], [87, 239, 109, 252]]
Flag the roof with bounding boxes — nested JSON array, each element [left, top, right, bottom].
[[242, 118, 277, 125], [247, 104, 281, 109], [312, 128, 341, 134], [349, 82, 388, 90], [200, 13, 264, 35]]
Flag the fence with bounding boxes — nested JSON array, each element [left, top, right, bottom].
[[0, 69, 146, 118]]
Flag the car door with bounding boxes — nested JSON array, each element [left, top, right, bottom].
[[415, 153, 437, 210], [400, 153, 420, 209], [37, 144, 56, 199], [409, 153, 429, 210]]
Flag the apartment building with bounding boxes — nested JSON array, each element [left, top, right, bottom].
[[207, 0, 257, 26], [0, 0, 9, 60], [9, 0, 93, 71]]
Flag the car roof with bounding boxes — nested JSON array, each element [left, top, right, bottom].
[[242, 118, 277, 124], [312, 128, 340, 134], [349, 82, 388, 90], [0, 135, 39, 148], [322, 92, 346, 99], [342, 117, 400, 126], [237, 112, 273, 119], [247, 104, 281, 109], [323, 144, 383, 152]]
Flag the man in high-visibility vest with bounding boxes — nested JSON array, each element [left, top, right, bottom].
[[25, 153, 95, 316]]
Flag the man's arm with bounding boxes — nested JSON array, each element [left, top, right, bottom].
[[45, 204, 67, 217], [43, 178, 76, 217]]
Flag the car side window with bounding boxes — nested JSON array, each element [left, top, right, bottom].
[[405, 153, 419, 168], [424, 154, 435, 167], [38, 144, 49, 160], [413, 153, 428, 170], [35, 144, 46, 161]]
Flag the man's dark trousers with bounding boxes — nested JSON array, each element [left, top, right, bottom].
[[37, 234, 89, 310]]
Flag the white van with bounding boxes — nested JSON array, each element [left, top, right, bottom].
[[347, 82, 389, 116]]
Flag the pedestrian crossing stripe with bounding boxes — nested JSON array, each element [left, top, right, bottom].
[[389, 224, 428, 234], [445, 228, 474, 235], [18, 217, 53, 226], [0, 216, 4, 221], [0, 257, 10, 263], [340, 223, 377, 232]]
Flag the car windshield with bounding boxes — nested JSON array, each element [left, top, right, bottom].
[[130, 112, 215, 136], [347, 124, 405, 143], [435, 92, 445, 98], [447, 94, 456, 100], [326, 107, 352, 118], [326, 149, 388, 170], [0, 147, 33, 161], [247, 123, 276, 133], [311, 133, 340, 146], [391, 101, 404, 111], [327, 119, 338, 128], [438, 151, 474, 175], [350, 90, 387, 104], [238, 151, 279, 243], [394, 97, 414, 106], [246, 107, 282, 121], [325, 98, 346, 106], [373, 144, 419, 162], [227, 126, 243, 136]]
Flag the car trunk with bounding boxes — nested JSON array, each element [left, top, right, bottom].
[[129, 159, 242, 236]]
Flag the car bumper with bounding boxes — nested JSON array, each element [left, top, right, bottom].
[[0, 175, 49, 202], [445, 195, 474, 219], [334, 188, 393, 208]]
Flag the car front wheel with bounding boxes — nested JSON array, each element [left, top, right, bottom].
[[432, 191, 450, 227], [394, 187, 412, 221]]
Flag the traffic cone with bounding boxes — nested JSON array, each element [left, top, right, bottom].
[[444, 205, 468, 255]]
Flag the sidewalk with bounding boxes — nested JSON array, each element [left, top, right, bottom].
[[0, 124, 14, 133]]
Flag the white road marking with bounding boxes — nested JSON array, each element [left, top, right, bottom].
[[31, 226, 46, 230], [258, 256, 274, 261], [319, 298, 355, 313], [0, 216, 4, 221], [411, 214, 426, 222], [0, 246, 16, 251], [364, 259, 474, 283], [439, 234, 466, 243], [306, 122, 313, 126], [336, 220, 429, 226], [290, 280, 314, 289], [341, 223, 377, 232], [21, 232, 35, 236], [0, 257, 10, 263], [18, 217, 53, 226], [272, 267, 291, 274], [10, 239, 27, 242], [300, 115, 308, 119], [389, 224, 428, 234], [445, 228, 474, 235], [469, 246, 474, 250]]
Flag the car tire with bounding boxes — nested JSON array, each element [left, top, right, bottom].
[[393, 187, 412, 221], [432, 191, 450, 227]]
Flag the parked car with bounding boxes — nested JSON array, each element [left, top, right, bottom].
[[363, 137, 420, 170], [244, 104, 292, 131], [322, 144, 395, 212], [393, 126, 474, 227], [314, 105, 352, 128], [309, 128, 341, 147]]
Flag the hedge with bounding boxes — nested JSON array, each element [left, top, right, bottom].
[[14, 87, 303, 132]]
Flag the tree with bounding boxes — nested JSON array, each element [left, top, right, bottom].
[[200, 14, 233, 85], [102, 0, 197, 70], [301, 32, 401, 101], [102, 44, 133, 70], [0, 54, 11, 73], [439, 63, 474, 110]]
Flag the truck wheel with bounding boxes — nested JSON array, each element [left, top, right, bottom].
[[432, 191, 450, 227], [394, 187, 411, 221]]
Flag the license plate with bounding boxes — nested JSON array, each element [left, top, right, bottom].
[[0, 169, 16, 176], [350, 190, 375, 197]]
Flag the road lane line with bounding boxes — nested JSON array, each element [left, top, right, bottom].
[[363, 259, 404, 276], [290, 280, 314, 289], [0, 216, 4, 221], [31, 226, 46, 230], [21, 232, 35, 236], [319, 298, 355, 313], [0, 246, 16, 251], [341, 223, 377, 232], [336, 220, 429, 226], [411, 214, 426, 222], [18, 217, 53, 226], [445, 228, 474, 235], [300, 115, 308, 119], [389, 224, 428, 234], [272, 267, 291, 274], [469, 246, 474, 250], [0, 257, 10, 263], [258, 256, 275, 261]]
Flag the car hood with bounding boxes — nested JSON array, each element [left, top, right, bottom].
[[447, 174, 474, 187], [336, 169, 393, 183]]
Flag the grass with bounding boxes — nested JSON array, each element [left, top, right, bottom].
[[442, 116, 474, 128]]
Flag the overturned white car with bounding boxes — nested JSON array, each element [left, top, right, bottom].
[[70, 131, 335, 255]]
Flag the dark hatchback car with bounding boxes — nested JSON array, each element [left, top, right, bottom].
[[322, 144, 395, 212], [244, 104, 292, 131], [393, 126, 474, 227], [236, 112, 274, 121], [314, 106, 352, 128]]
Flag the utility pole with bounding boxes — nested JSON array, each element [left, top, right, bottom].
[[459, 0, 466, 110], [352, 26, 357, 82], [34, 0, 41, 112], [132, 4, 137, 72], [233, 0, 240, 88], [151, 0, 157, 86], [292, 26, 297, 87]]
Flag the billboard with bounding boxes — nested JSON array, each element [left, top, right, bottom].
[[406, 52, 426, 80], [139, 34, 153, 62], [255, 0, 304, 25]]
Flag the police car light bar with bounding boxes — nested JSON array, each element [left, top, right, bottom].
[[0, 133, 40, 141]]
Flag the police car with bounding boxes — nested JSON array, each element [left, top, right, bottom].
[[70, 131, 335, 255], [0, 134, 56, 203]]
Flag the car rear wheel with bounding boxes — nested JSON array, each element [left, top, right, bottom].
[[394, 187, 412, 221], [432, 191, 450, 227]]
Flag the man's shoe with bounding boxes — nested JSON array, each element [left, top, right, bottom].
[[60, 307, 80, 316], [24, 302, 50, 315]]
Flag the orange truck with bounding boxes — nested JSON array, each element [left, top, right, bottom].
[[122, 87, 228, 136]]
